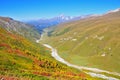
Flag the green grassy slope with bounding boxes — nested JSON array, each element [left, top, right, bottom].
[[0, 16, 41, 41], [0, 27, 85, 80], [0, 22, 99, 79], [42, 11, 120, 73]]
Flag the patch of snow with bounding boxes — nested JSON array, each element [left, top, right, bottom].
[[109, 48, 111, 50], [103, 8, 120, 15], [65, 17, 69, 20], [36, 40, 40, 43], [98, 36, 104, 40], [72, 39, 77, 41], [61, 37, 73, 41], [58, 14, 71, 21], [108, 8, 120, 13], [101, 53, 106, 57], [93, 35, 104, 40]]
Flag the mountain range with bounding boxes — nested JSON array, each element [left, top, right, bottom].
[[0, 8, 120, 80], [27, 8, 120, 34], [27, 14, 96, 33], [0, 16, 99, 80], [41, 8, 120, 79]]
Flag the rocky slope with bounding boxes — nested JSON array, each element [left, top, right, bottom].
[[0, 16, 40, 41]]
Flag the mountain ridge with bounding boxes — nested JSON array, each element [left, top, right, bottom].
[[41, 8, 120, 77], [0, 16, 41, 41], [0, 16, 100, 80], [26, 8, 120, 34]]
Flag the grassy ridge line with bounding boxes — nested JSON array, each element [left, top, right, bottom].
[[0, 16, 41, 41], [41, 11, 120, 76]]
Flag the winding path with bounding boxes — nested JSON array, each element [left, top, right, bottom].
[[43, 44, 120, 80]]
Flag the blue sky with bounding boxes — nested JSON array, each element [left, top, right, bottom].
[[0, 0, 120, 20]]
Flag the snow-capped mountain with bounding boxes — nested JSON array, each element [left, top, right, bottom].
[[26, 14, 93, 33], [108, 8, 120, 13], [26, 8, 120, 34], [26, 15, 74, 33], [56, 14, 73, 20], [105, 8, 120, 15]]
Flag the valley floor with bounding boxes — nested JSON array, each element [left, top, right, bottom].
[[43, 44, 120, 80]]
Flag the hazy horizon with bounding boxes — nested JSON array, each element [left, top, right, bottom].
[[0, 0, 120, 20]]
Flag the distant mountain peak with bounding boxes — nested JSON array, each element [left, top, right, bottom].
[[0, 16, 13, 22], [56, 14, 72, 20], [59, 14, 66, 17], [107, 8, 120, 14]]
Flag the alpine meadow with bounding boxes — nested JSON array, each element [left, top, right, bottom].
[[0, 0, 120, 80]]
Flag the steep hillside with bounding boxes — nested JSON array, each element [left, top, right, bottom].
[[0, 17, 40, 41], [42, 9, 120, 74], [0, 17, 99, 80]]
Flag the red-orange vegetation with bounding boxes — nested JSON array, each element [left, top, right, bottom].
[[14, 49, 24, 55], [39, 61, 44, 66], [0, 75, 29, 80], [0, 75, 18, 80], [0, 43, 11, 48], [66, 72, 76, 76], [33, 58, 39, 64], [8, 33, 18, 40], [33, 72, 40, 75], [0, 33, 4, 37], [7, 48, 28, 57], [78, 73, 86, 79], [7, 49, 14, 53], [40, 72, 51, 76]]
